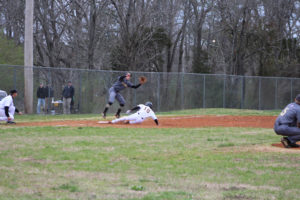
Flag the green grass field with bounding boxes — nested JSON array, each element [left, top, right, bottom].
[[1, 109, 299, 200]]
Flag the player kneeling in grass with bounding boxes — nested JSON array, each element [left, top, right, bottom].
[[110, 101, 158, 125], [274, 94, 300, 148], [0, 90, 22, 124]]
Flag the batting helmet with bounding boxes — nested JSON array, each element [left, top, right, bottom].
[[145, 101, 153, 108]]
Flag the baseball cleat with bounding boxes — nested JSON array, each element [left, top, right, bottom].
[[102, 112, 106, 119], [115, 113, 120, 118], [288, 139, 300, 148], [281, 137, 290, 148], [283, 137, 300, 148], [289, 143, 300, 148], [281, 137, 295, 148], [6, 121, 16, 124]]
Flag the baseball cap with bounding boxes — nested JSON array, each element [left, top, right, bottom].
[[10, 89, 17, 95], [296, 94, 300, 101]]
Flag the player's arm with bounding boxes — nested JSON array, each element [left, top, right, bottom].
[[130, 83, 141, 89], [4, 106, 9, 118], [15, 108, 22, 115], [118, 76, 126, 82], [126, 106, 141, 114], [126, 80, 141, 89], [150, 111, 159, 125]]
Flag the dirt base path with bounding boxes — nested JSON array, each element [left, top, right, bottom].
[[16, 115, 277, 129], [13, 115, 300, 150]]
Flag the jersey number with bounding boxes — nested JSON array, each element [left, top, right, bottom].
[[280, 107, 289, 116]]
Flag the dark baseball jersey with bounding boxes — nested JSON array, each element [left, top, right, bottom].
[[112, 76, 134, 92], [276, 102, 300, 125]]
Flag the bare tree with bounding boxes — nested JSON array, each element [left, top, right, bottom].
[[1, 0, 300, 77]]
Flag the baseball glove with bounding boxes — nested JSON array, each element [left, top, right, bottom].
[[139, 76, 147, 84]]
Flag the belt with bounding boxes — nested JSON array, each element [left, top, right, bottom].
[[278, 122, 292, 126]]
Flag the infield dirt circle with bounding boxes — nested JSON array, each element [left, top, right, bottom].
[[16, 115, 300, 150]]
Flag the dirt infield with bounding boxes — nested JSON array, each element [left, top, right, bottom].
[[272, 143, 300, 150], [12, 115, 300, 150], [16, 115, 277, 129]]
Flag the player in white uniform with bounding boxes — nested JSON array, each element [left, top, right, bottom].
[[0, 90, 22, 124], [111, 102, 159, 125]]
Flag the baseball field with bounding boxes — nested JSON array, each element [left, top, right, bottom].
[[1, 108, 300, 200]]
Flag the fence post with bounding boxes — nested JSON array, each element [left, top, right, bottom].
[[48, 69, 52, 112], [157, 73, 160, 112], [290, 79, 293, 102], [203, 75, 206, 108], [241, 76, 244, 109], [14, 66, 17, 90], [275, 78, 278, 109], [223, 75, 226, 108], [181, 73, 184, 110], [258, 77, 261, 110], [78, 71, 82, 113], [134, 75, 137, 106]]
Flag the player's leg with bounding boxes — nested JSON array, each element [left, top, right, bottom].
[[0, 108, 8, 121], [0, 107, 15, 122], [66, 97, 72, 114], [111, 113, 138, 124], [37, 98, 41, 114], [63, 97, 67, 114], [115, 94, 125, 118], [111, 116, 129, 124], [6, 106, 15, 123], [275, 123, 300, 147], [102, 88, 115, 118], [41, 98, 46, 113], [129, 118, 143, 124], [281, 126, 300, 146]]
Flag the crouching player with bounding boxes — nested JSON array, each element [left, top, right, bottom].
[[111, 101, 158, 125], [0, 90, 22, 124]]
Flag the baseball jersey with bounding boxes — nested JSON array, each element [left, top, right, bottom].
[[112, 76, 135, 92], [136, 104, 157, 120], [276, 102, 300, 125], [0, 95, 14, 109]]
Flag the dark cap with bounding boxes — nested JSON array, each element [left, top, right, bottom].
[[10, 89, 17, 95], [296, 94, 300, 102]]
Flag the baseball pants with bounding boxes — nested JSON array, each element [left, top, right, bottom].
[[112, 113, 144, 124], [0, 106, 15, 121], [108, 87, 125, 105], [274, 120, 300, 143]]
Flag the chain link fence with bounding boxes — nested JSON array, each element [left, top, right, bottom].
[[1, 64, 300, 114]]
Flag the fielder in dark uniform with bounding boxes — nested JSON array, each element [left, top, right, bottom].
[[274, 94, 300, 148], [102, 72, 141, 118]]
